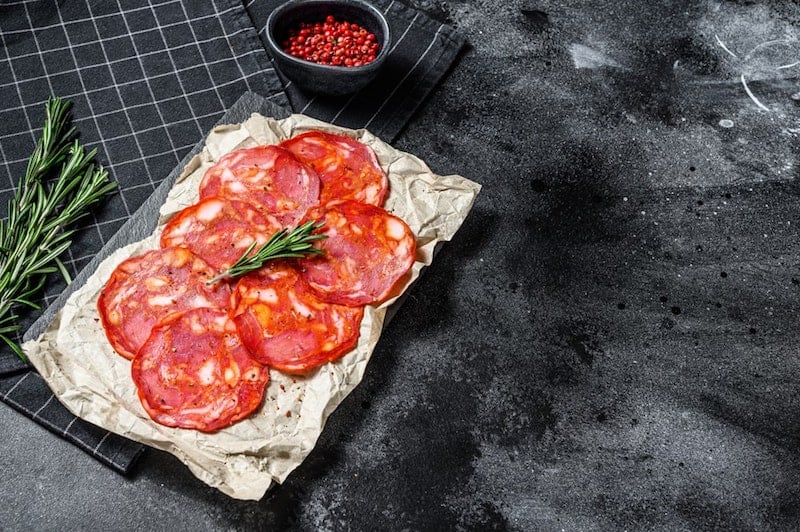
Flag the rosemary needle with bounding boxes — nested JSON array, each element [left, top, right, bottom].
[[0, 97, 117, 361], [207, 220, 327, 284]]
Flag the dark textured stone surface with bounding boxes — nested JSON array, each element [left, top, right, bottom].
[[2, 0, 800, 529]]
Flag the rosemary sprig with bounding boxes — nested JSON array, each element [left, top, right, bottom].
[[207, 220, 327, 284], [0, 97, 117, 361]]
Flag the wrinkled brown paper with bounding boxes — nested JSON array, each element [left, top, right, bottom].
[[22, 113, 481, 500]]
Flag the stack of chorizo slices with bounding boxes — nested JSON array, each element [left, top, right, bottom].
[[97, 130, 416, 433]]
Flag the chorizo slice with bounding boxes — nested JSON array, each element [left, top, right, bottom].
[[198, 145, 320, 227], [160, 197, 282, 271], [97, 246, 231, 360], [296, 200, 416, 306], [231, 263, 364, 373], [132, 308, 269, 432], [281, 130, 388, 206]]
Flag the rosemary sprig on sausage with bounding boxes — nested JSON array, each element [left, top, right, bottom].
[[207, 220, 326, 284]]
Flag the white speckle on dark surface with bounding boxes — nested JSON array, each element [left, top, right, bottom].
[[569, 43, 624, 69]]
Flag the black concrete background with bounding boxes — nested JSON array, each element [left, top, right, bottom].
[[2, 0, 800, 529]]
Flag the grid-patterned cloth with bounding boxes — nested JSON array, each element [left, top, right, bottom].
[[1, 0, 465, 477], [0, 0, 288, 367], [245, 0, 466, 142], [0, 0, 289, 472], [0, 369, 146, 472]]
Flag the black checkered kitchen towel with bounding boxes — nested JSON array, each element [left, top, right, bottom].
[[1, 0, 465, 476], [245, 0, 466, 142], [0, 0, 289, 473]]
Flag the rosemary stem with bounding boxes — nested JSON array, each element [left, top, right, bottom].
[[0, 97, 116, 362], [206, 221, 326, 284]]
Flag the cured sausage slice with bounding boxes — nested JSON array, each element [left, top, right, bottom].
[[297, 200, 416, 306], [132, 308, 269, 432], [160, 197, 283, 271], [281, 131, 388, 206], [231, 263, 364, 373], [97, 247, 231, 360], [198, 145, 320, 227]]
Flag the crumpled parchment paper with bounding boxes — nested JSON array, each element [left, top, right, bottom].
[[22, 113, 481, 500]]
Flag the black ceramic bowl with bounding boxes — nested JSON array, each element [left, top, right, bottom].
[[265, 0, 391, 96]]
